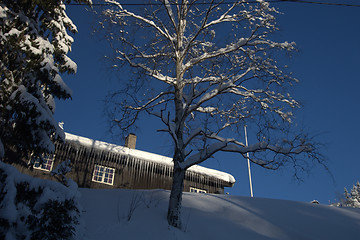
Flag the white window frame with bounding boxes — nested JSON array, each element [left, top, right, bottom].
[[190, 187, 207, 194], [33, 154, 55, 172], [92, 164, 115, 186]]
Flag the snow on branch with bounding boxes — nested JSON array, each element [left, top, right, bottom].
[[115, 50, 177, 85], [203, 1, 241, 29], [162, 0, 177, 31], [186, 68, 253, 113], [183, 37, 249, 72], [105, 0, 175, 42]]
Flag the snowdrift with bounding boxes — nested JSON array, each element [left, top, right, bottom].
[[79, 188, 360, 240]]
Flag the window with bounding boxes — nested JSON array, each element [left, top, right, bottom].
[[190, 187, 207, 194], [92, 165, 115, 185], [33, 154, 55, 172]]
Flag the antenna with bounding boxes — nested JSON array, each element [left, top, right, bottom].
[[244, 125, 254, 198]]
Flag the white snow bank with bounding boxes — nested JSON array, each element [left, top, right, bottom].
[[65, 133, 235, 184], [79, 188, 360, 240]]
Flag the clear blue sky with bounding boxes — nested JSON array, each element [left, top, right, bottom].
[[55, 1, 360, 204]]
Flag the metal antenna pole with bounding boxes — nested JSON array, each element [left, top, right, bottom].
[[244, 125, 254, 198]]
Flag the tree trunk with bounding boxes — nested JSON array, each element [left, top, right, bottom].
[[167, 164, 186, 228]]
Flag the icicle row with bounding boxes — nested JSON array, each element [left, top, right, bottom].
[[54, 140, 228, 193]]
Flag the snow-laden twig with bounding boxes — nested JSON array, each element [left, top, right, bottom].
[[105, 0, 175, 43]]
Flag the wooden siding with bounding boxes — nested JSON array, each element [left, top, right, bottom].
[[15, 139, 233, 194]]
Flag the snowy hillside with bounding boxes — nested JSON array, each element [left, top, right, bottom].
[[80, 188, 360, 240]]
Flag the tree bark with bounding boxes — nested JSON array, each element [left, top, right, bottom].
[[167, 164, 186, 228]]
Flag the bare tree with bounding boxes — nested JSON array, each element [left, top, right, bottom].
[[100, 0, 323, 228]]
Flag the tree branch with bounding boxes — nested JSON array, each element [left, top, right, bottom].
[[105, 0, 175, 42]]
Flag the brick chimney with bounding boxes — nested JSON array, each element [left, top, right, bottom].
[[125, 133, 137, 149]]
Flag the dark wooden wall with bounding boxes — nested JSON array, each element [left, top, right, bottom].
[[16, 140, 231, 194]]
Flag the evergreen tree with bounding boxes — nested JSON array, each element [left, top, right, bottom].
[[0, 0, 91, 162], [344, 182, 360, 208]]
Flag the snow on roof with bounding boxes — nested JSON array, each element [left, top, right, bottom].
[[65, 133, 235, 184]]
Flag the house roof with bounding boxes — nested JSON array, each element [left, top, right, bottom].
[[65, 133, 235, 185]]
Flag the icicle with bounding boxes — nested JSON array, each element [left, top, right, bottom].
[[128, 157, 134, 182], [116, 153, 121, 164], [148, 161, 153, 185], [107, 151, 112, 164], [88, 146, 95, 165], [66, 143, 72, 159], [119, 154, 123, 165], [147, 161, 152, 186], [54, 142, 60, 159], [137, 159, 141, 181], [111, 152, 115, 163], [83, 146, 89, 165], [139, 159, 145, 181], [142, 160, 147, 181], [98, 149, 104, 165], [102, 150, 107, 163], [125, 154, 130, 169], [161, 165, 165, 179], [136, 158, 141, 182], [97, 151, 109, 165], [144, 161, 150, 187], [64, 143, 71, 163], [151, 161, 155, 179], [113, 153, 117, 164], [139, 159, 143, 181], [167, 166, 171, 181], [74, 144, 81, 167], [77, 145, 83, 165], [133, 158, 138, 182], [68, 143, 74, 160], [77, 145, 85, 164], [120, 154, 125, 164]]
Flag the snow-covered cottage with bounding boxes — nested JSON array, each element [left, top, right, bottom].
[[20, 133, 235, 194]]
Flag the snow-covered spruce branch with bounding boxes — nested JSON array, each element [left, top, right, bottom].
[[0, 0, 91, 161]]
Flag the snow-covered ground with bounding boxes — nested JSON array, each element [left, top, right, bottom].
[[79, 188, 360, 240]]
